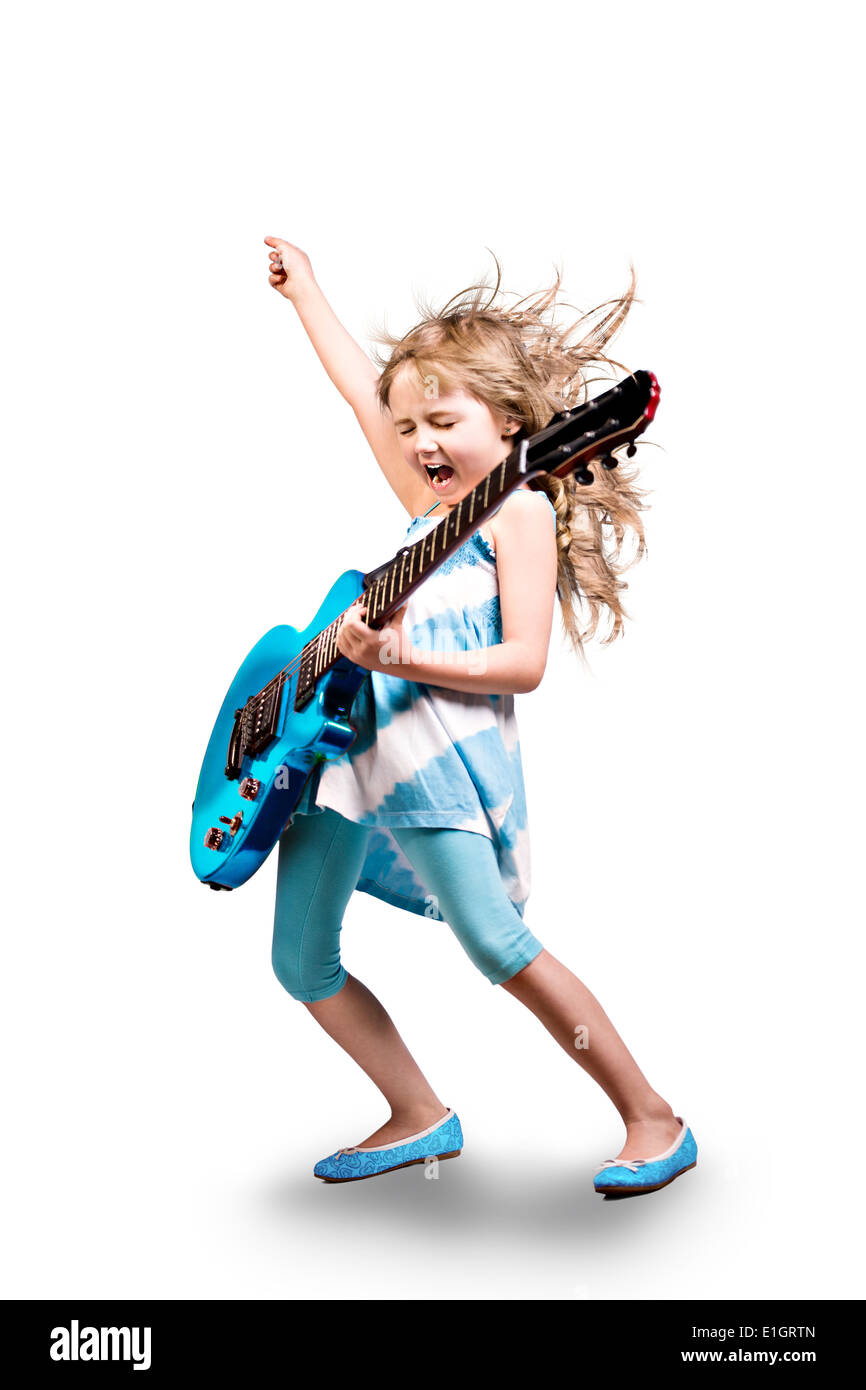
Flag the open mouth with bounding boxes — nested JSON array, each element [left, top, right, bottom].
[[424, 463, 455, 489]]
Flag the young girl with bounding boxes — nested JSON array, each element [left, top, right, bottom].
[[263, 236, 698, 1197]]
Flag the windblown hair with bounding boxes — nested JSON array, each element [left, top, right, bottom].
[[369, 252, 652, 662]]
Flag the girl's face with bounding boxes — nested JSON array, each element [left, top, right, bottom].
[[388, 368, 519, 513]]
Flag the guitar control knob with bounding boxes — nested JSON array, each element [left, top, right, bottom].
[[239, 777, 261, 801], [204, 827, 225, 850]]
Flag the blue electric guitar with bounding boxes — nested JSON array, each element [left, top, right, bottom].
[[190, 370, 661, 890]]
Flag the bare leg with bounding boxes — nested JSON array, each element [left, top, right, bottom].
[[304, 973, 449, 1148], [499, 948, 681, 1161]]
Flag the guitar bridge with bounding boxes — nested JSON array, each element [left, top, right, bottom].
[[224, 681, 284, 778]]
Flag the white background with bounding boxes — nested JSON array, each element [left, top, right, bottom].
[[2, 0, 863, 1301]]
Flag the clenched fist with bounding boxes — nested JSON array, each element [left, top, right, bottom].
[[264, 236, 316, 302]]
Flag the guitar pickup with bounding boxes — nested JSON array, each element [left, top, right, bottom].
[[243, 680, 282, 755]]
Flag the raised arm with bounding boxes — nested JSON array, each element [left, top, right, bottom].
[[264, 237, 428, 518]]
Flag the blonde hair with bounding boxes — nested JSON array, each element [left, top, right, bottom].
[[370, 253, 652, 662]]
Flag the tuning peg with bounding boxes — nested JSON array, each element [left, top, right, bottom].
[[601, 454, 618, 471], [626, 442, 637, 458], [575, 466, 595, 486]]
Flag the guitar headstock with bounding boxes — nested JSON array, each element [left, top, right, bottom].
[[520, 369, 660, 487]]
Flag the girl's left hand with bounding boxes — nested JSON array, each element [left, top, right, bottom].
[[336, 598, 412, 673]]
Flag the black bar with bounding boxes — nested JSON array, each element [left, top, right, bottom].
[[4, 1298, 859, 1375]]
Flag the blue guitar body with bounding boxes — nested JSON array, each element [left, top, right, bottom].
[[190, 569, 368, 889]]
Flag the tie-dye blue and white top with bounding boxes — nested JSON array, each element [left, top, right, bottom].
[[292, 494, 557, 921]]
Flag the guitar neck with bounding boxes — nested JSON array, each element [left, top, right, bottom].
[[363, 447, 528, 626]]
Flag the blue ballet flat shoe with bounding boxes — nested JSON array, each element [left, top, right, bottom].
[[313, 1108, 463, 1182], [593, 1116, 697, 1196]]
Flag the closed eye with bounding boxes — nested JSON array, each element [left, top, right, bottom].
[[398, 423, 456, 435]]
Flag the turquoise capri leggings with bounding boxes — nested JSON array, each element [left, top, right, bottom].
[[272, 807, 544, 1002]]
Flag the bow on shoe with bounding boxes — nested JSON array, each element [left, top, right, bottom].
[[596, 1157, 648, 1173]]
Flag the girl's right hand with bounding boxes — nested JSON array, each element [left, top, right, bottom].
[[264, 237, 315, 302]]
